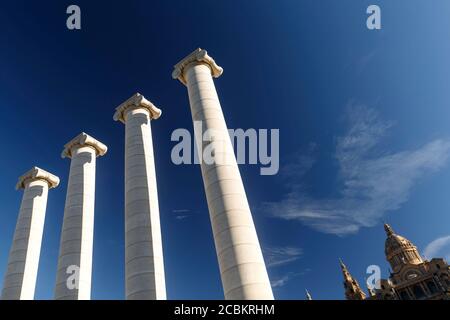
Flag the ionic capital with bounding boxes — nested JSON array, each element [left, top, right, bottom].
[[113, 93, 162, 123], [62, 132, 108, 159], [172, 48, 223, 85], [16, 166, 60, 190]]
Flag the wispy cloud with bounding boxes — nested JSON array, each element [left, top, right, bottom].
[[264, 247, 303, 268], [345, 51, 377, 76], [280, 143, 317, 181], [264, 246, 304, 288], [423, 235, 450, 261], [172, 209, 191, 220], [173, 209, 190, 213], [270, 269, 311, 288], [271, 274, 293, 288], [355, 51, 377, 75], [265, 104, 450, 235]]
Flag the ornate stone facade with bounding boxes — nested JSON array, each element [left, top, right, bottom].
[[340, 259, 367, 300], [341, 224, 450, 300]]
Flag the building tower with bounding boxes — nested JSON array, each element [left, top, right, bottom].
[[384, 223, 423, 273], [339, 224, 449, 300], [340, 259, 367, 300], [172, 48, 273, 300]]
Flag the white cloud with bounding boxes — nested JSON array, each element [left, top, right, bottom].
[[280, 143, 317, 181], [423, 235, 450, 261], [172, 209, 191, 221], [271, 274, 292, 288], [270, 269, 311, 288], [264, 246, 304, 288], [345, 51, 377, 75], [264, 247, 303, 268], [266, 104, 450, 235]]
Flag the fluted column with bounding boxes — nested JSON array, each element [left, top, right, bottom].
[[172, 48, 274, 299], [54, 132, 107, 300], [114, 93, 166, 300], [1, 167, 59, 300]]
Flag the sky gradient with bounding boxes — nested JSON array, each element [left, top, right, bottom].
[[1, 0, 450, 300]]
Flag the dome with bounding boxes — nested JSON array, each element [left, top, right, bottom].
[[383, 224, 423, 271], [384, 224, 414, 256]]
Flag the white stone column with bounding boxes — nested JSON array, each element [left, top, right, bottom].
[[1, 167, 59, 300], [172, 49, 274, 300], [54, 133, 107, 300], [114, 93, 166, 300]]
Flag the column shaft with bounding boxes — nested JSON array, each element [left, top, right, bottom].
[[124, 107, 166, 300], [185, 63, 273, 300], [55, 146, 97, 300], [1, 180, 50, 300]]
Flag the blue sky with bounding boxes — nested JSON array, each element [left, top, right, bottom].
[[1, 0, 450, 300]]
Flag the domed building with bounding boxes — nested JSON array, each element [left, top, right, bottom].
[[340, 224, 450, 300]]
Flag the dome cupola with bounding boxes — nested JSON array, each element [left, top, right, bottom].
[[384, 224, 423, 273]]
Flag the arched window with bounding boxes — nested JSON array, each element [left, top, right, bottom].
[[427, 280, 438, 294], [399, 290, 409, 300], [412, 285, 426, 299]]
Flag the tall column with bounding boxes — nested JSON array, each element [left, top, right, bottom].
[[114, 93, 166, 300], [172, 48, 274, 300], [54, 132, 107, 300], [1, 167, 59, 300]]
